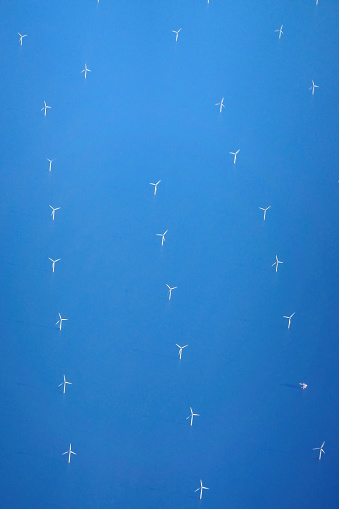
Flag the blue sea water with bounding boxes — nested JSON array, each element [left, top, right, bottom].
[[0, 1, 338, 508]]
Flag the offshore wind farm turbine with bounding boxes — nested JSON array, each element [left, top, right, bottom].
[[18, 33, 27, 45], [172, 29, 182, 42], [283, 312, 295, 329], [156, 230, 168, 246], [49, 258, 61, 273], [229, 149, 240, 164], [309, 80, 319, 95], [149, 180, 161, 195], [215, 97, 225, 113], [186, 407, 199, 426], [313, 441, 325, 460], [275, 25, 284, 39], [166, 284, 177, 301], [62, 443, 76, 463], [194, 480, 209, 500], [41, 100, 51, 116], [272, 255, 283, 272], [58, 375, 72, 394], [81, 63, 91, 79], [49, 205, 60, 220], [259, 206, 271, 221], [56, 313, 68, 331], [176, 344, 188, 360], [46, 158, 54, 172]]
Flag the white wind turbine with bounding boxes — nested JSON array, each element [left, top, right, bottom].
[[56, 313, 68, 331], [299, 383, 308, 390], [313, 441, 325, 460], [18, 33, 27, 45], [172, 29, 182, 42], [166, 284, 177, 301], [186, 407, 199, 426], [275, 25, 284, 39], [272, 255, 283, 272], [194, 480, 209, 500], [149, 180, 161, 195], [156, 230, 168, 246], [41, 100, 51, 116], [62, 443, 76, 463], [46, 158, 54, 172], [309, 80, 319, 95], [176, 344, 188, 360], [283, 312, 295, 329], [58, 375, 72, 394], [49, 258, 61, 273], [215, 97, 225, 113], [259, 206, 271, 221], [229, 149, 240, 164], [49, 205, 61, 220], [81, 63, 91, 79]]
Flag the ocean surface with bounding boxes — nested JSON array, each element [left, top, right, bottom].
[[0, 1, 338, 508]]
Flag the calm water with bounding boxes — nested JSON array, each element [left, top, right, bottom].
[[0, 1, 338, 508]]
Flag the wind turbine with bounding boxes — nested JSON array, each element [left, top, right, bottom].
[[229, 149, 240, 164], [81, 63, 91, 79], [172, 29, 182, 42], [41, 100, 51, 116], [272, 255, 283, 272], [62, 443, 76, 463], [49, 258, 61, 273], [46, 158, 54, 172], [156, 230, 168, 246], [149, 180, 161, 195], [313, 441, 325, 460], [18, 33, 27, 45], [283, 312, 295, 329], [275, 25, 284, 39], [194, 480, 209, 500], [259, 206, 271, 221], [215, 97, 225, 113], [49, 205, 60, 220], [309, 80, 319, 95], [56, 313, 68, 331], [176, 344, 188, 360], [166, 284, 177, 301], [186, 407, 199, 426], [299, 383, 308, 390], [58, 375, 72, 394]]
